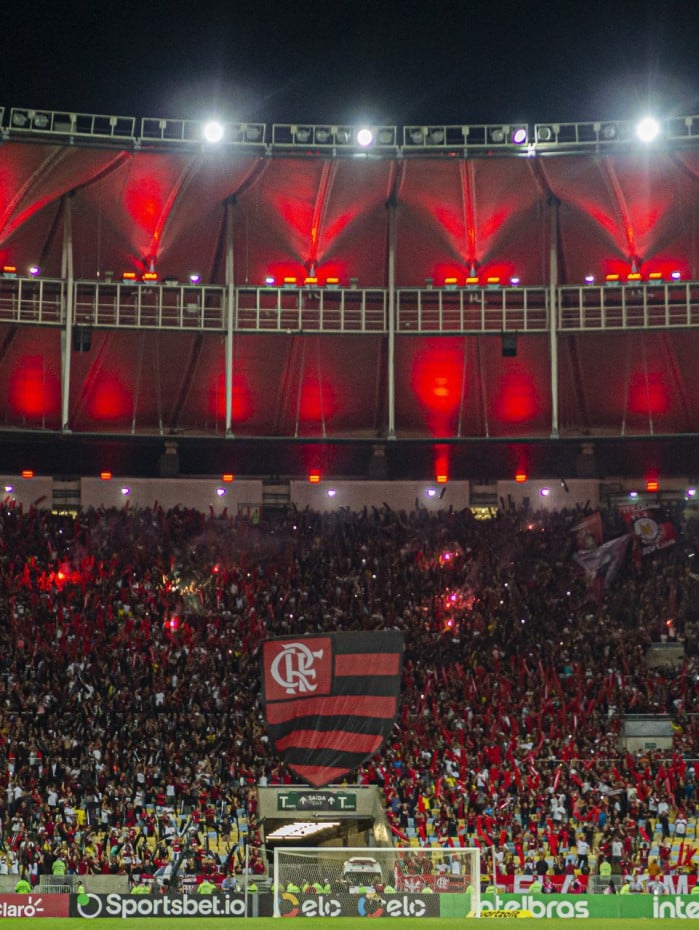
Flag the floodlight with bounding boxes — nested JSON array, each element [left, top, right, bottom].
[[12, 111, 29, 127], [216, 487, 226, 497], [244, 125, 262, 141], [428, 128, 445, 144], [293, 126, 311, 142], [636, 116, 659, 143], [188, 273, 201, 284], [33, 112, 50, 129], [203, 120, 224, 143], [509, 276, 520, 286], [512, 127, 528, 144], [315, 127, 331, 143], [356, 127, 373, 147], [334, 127, 352, 144], [29, 265, 41, 277], [671, 270, 681, 280], [489, 126, 506, 143], [585, 274, 595, 283], [536, 125, 555, 142], [410, 127, 426, 144]]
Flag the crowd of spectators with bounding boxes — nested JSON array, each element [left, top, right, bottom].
[[0, 497, 697, 888]]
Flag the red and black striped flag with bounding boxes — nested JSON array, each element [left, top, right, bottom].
[[261, 631, 404, 787]]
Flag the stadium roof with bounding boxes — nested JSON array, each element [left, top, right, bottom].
[[2, 108, 699, 480]]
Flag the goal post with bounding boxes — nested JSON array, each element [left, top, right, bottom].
[[272, 845, 481, 917]]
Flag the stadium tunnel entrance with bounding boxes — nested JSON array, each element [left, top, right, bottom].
[[258, 785, 393, 851]]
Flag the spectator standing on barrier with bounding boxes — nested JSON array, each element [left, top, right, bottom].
[[576, 835, 590, 872]]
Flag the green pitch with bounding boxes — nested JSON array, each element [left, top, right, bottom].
[[0, 920, 693, 929]]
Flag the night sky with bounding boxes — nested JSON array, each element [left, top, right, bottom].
[[4, 0, 699, 128]]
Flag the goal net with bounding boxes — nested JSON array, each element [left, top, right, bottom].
[[272, 846, 481, 917]]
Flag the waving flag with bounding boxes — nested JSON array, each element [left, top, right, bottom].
[[574, 534, 631, 591], [262, 631, 404, 787], [618, 503, 676, 556]]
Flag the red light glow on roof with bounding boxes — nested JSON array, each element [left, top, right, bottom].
[[515, 471, 527, 483]]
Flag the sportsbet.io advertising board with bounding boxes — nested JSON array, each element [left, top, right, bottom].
[[0, 891, 696, 919]]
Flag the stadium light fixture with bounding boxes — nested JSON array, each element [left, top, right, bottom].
[[356, 127, 373, 147], [4, 485, 13, 493], [512, 127, 528, 145], [215, 487, 226, 497], [189, 273, 201, 284], [203, 120, 224, 143], [120, 487, 130, 496], [29, 264, 41, 277], [636, 116, 660, 143]]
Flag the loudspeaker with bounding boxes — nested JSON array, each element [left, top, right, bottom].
[[72, 326, 92, 352], [501, 332, 517, 357], [159, 449, 180, 478]]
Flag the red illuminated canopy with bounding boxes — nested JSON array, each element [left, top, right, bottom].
[[1, 135, 699, 478]]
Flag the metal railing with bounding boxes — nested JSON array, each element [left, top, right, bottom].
[[3, 275, 699, 335]]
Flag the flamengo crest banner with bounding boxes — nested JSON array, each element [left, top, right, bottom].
[[262, 631, 404, 787]]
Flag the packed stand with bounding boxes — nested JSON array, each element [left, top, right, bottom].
[[0, 499, 697, 890]]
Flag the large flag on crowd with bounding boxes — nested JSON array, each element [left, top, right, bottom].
[[261, 631, 404, 787], [618, 503, 677, 556]]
